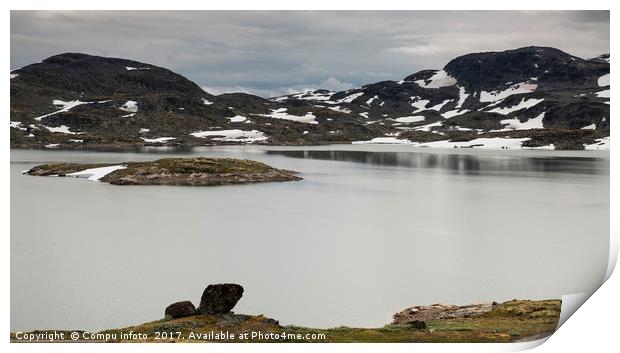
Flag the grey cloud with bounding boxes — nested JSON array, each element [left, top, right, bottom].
[[11, 10, 609, 97]]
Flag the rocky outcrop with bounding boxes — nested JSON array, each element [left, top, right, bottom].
[[392, 302, 494, 325], [165, 301, 197, 319], [198, 284, 244, 314]]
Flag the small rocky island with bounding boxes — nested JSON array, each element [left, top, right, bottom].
[[23, 157, 302, 186]]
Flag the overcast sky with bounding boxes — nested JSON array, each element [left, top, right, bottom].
[[11, 11, 609, 97]]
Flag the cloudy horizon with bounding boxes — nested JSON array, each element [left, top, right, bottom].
[[11, 10, 610, 97]]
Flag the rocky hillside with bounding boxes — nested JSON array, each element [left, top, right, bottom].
[[10, 47, 610, 150]]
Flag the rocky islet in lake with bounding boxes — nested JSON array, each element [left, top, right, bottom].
[[23, 157, 302, 186]]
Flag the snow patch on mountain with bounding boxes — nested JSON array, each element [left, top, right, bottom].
[[598, 74, 610, 87], [581, 123, 596, 130], [43, 125, 80, 134], [10, 121, 26, 131], [141, 137, 176, 143], [488, 98, 544, 115], [393, 116, 426, 123], [352, 137, 411, 145], [260, 108, 318, 124], [120, 100, 138, 113], [428, 99, 452, 111], [595, 89, 610, 98], [479, 83, 538, 102], [327, 106, 352, 114], [455, 86, 470, 108], [415, 70, 457, 88], [338, 92, 364, 103], [228, 115, 247, 123], [421, 137, 530, 149], [410, 98, 430, 111], [494, 112, 545, 131], [584, 137, 609, 150], [190, 129, 267, 143], [366, 95, 379, 106], [443, 109, 469, 119], [414, 121, 444, 131], [34, 100, 92, 121]]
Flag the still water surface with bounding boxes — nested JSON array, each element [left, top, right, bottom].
[[10, 145, 609, 331]]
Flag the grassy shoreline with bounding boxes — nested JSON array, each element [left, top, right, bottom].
[[11, 299, 560, 343]]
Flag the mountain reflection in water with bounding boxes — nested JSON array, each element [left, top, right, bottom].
[[265, 150, 606, 176]]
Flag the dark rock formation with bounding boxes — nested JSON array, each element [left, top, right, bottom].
[[198, 284, 244, 314], [165, 301, 197, 319]]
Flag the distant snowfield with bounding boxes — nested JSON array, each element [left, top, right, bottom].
[[581, 123, 596, 130], [67, 165, 127, 181], [595, 89, 610, 98], [190, 129, 267, 143], [260, 108, 318, 124], [479, 83, 538, 102], [352, 135, 610, 150], [327, 106, 352, 114], [584, 137, 610, 150], [141, 137, 176, 143], [120, 100, 138, 113], [337, 92, 364, 104], [10, 121, 26, 131], [228, 115, 247, 123], [353, 136, 531, 149], [414, 121, 443, 131], [352, 137, 413, 145], [43, 125, 79, 134], [455, 86, 470, 108], [598, 74, 610, 87], [292, 91, 335, 102], [34, 100, 92, 121], [393, 116, 426, 123]]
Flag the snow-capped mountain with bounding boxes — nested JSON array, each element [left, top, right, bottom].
[[10, 47, 609, 150], [273, 47, 609, 149]]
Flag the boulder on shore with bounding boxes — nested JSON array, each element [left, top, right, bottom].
[[198, 283, 244, 314], [165, 300, 197, 319]]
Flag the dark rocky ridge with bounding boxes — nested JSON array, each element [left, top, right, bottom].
[[10, 47, 609, 150], [444, 46, 608, 91]]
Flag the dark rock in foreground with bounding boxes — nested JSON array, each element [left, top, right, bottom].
[[24, 157, 302, 186], [165, 301, 197, 319], [198, 284, 244, 314]]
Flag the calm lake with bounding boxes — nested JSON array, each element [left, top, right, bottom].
[[10, 145, 610, 332]]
